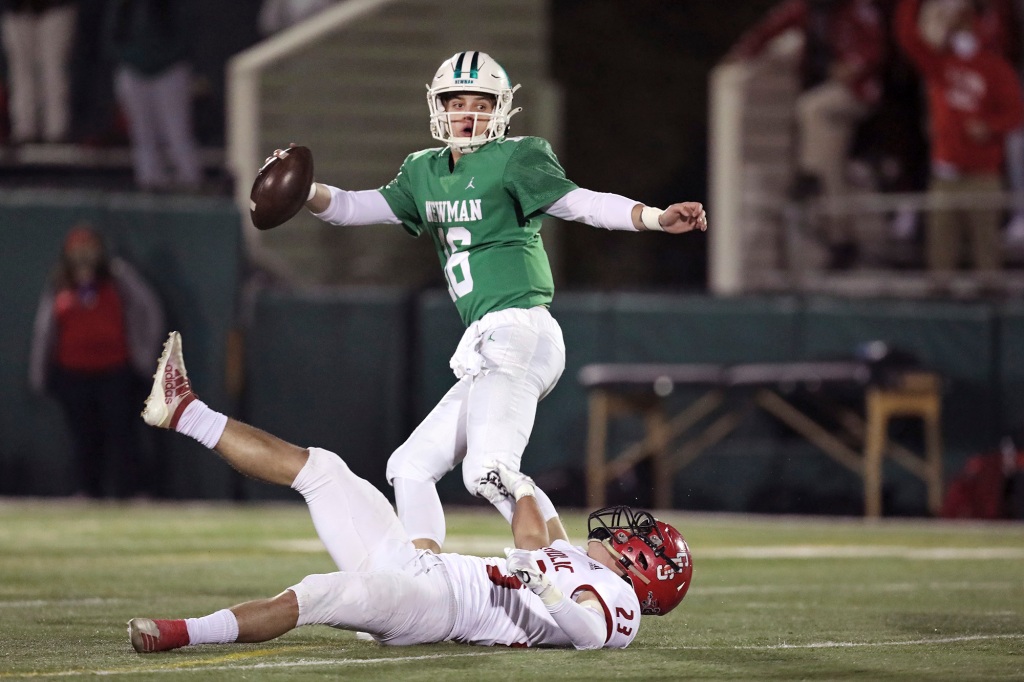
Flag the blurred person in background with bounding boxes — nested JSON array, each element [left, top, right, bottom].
[[258, 0, 337, 36], [29, 224, 165, 498], [896, 0, 1024, 276], [105, 0, 201, 192], [726, 0, 888, 269], [0, 0, 78, 145], [970, 0, 1024, 244]]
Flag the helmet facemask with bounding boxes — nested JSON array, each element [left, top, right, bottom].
[[426, 51, 522, 154]]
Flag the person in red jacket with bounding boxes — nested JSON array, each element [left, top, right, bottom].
[[896, 0, 1024, 273], [971, 0, 1024, 244], [29, 225, 165, 497], [727, 0, 888, 267]]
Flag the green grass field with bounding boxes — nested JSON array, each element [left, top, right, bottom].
[[1, 500, 1022, 680]]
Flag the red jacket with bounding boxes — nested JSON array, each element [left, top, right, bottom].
[[730, 0, 887, 105], [53, 279, 130, 372], [896, 0, 1024, 174], [976, 0, 1021, 63]]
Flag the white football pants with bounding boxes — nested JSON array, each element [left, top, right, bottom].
[[386, 306, 566, 546], [288, 447, 456, 645], [1, 4, 77, 143], [114, 62, 202, 190]]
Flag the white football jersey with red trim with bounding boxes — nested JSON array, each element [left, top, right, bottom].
[[439, 539, 641, 648]]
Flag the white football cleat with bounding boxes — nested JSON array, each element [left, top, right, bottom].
[[142, 331, 196, 429], [475, 467, 511, 505]]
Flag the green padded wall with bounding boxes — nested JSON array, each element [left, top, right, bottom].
[[240, 288, 412, 500], [5, 225, 1018, 517], [609, 294, 803, 363], [801, 297, 998, 457], [0, 191, 242, 498]]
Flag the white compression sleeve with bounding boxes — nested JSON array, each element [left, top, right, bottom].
[[543, 187, 640, 231], [312, 186, 402, 226], [545, 596, 608, 650]]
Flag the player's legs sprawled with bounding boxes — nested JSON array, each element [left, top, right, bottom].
[[288, 452, 455, 645], [131, 331, 429, 652], [290, 555, 456, 645], [144, 332, 415, 572], [294, 448, 415, 572]]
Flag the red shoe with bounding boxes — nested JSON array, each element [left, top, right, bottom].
[[127, 617, 189, 653], [142, 331, 196, 429]]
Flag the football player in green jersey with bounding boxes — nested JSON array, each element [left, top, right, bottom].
[[298, 51, 706, 554]]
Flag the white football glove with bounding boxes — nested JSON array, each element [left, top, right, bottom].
[[505, 547, 563, 607], [494, 461, 536, 501]]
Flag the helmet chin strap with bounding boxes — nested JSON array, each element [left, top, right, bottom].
[[591, 537, 651, 585]]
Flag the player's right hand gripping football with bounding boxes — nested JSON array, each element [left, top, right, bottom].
[[505, 548, 563, 607]]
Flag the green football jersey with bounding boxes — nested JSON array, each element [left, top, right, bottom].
[[379, 136, 577, 325]]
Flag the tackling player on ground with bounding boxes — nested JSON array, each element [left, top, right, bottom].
[[286, 51, 708, 554], [127, 332, 693, 652]]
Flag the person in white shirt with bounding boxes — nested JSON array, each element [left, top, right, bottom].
[[258, 0, 336, 36], [126, 331, 693, 652]]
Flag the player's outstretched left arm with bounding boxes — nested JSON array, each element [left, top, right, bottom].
[[543, 188, 707, 234]]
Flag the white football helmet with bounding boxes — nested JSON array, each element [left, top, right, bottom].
[[426, 51, 522, 154]]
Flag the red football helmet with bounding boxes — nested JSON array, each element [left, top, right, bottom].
[[587, 506, 693, 616]]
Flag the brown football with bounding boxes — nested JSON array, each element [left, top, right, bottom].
[[249, 145, 315, 230]]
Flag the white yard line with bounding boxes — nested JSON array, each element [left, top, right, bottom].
[[0, 651, 512, 678], [4, 635, 1024, 678], [0, 597, 124, 609], [697, 580, 1020, 595], [675, 633, 1024, 650], [699, 546, 1024, 560]]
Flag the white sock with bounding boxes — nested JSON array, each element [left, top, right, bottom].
[[532, 485, 559, 523], [392, 477, 446, 548], [184, 608, 239, 645], [175, 399, 228, 449]]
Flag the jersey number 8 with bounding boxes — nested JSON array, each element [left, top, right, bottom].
[[439, 227, 474, 299]]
